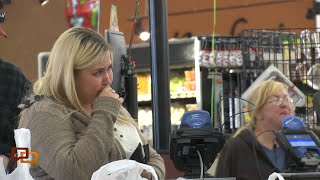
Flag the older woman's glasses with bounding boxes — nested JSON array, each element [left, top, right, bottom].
[[267, 97, 294, 105]]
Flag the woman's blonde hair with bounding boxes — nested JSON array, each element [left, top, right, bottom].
[[234, 79, 288, 136], [33, 27, 113, 116], [117, 106, 139, 127]]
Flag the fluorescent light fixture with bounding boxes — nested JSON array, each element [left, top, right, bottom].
[[39, 0, 50, 6], [139, 31, 150, 41]]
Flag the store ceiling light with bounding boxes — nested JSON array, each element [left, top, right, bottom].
[[139, 31, 150, 41], [39, 0, 49, 6], [134, 19, 150, 41]]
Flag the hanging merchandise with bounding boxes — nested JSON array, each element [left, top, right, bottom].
[[311, 32, 320, 59], [222, 43, 230, 67], [214, 44, 223, 67], [235, 44, 243, 66], [198, 40, 213, 67], [228, 44, 237, 66], [307, 63, 320, 90], [299, 30, 320, 90], [65, 0, 99, 30], [300, 30, 312, 60]]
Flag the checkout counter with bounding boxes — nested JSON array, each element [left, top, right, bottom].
[[168, 114, 320, 179]]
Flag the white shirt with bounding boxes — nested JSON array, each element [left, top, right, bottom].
[[114, 121, 143, 159]]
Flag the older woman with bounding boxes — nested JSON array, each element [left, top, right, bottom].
[[215, 79, 295, 180]]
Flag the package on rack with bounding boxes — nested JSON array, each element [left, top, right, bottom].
[[241, 64, 305, 107]]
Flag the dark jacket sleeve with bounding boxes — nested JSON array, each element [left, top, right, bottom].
[[215, 141, 233, 177], [0, 61, 32, 155], [215, 134, 275, 180]]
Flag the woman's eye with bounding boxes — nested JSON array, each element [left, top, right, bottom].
[[107, 66, 113, 72], [94, 71, 103, 76]]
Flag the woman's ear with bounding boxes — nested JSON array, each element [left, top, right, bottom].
[[255, 110, 263, 122]]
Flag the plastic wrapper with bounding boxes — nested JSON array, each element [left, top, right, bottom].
[[268, 172, 285, 180], [307, 63, 320, 90], [91, 159, 158, 180], [0, 128, 34, 180], [242, 65, 306, 107]]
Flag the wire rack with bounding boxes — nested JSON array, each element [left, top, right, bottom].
[[241, 28, 320, 127], [198, 36, 245, 132]]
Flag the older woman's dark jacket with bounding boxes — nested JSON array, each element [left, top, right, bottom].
[[215, 128, 293, 180]]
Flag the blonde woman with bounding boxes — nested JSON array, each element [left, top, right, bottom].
[[19, 27, 164, 180], [215, 80, 294, 180]]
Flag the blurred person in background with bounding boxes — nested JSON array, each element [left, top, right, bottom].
[[0, 11, 31, 171], [215, 80, 295, 180]]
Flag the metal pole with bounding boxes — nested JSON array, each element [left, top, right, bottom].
[[148, 0, 171, 151], [315, 0, 320, 32]]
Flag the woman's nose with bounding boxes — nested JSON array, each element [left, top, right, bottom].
[[280, 102, 293, 111], [102, 72, 112, 86]]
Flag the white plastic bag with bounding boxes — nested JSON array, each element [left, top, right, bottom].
[[268, 172, 285, 180], [0, 128, 34, 180], [0, 156, 6, 176], [91, 159, 158, 180]]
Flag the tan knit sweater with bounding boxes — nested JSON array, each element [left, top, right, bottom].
[[19, 96, 124, 180]]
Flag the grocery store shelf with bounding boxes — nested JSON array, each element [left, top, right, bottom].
[[138, 91, 196, 102], [138, 94, 152, 102], [171, 91, 196, 99]]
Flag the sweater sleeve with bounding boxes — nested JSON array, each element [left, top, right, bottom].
[[147, 145, 166, 179], [21, 97, 122, 180]]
